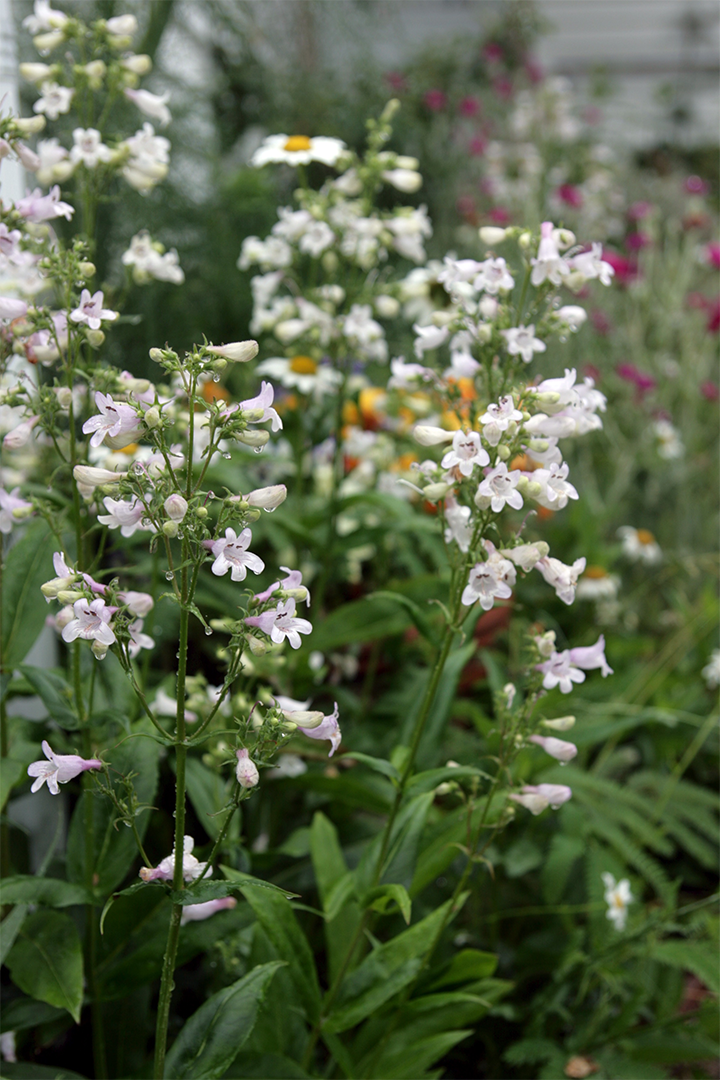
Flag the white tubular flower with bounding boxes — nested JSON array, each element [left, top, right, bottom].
[[139, 835, 208, 883], [382, 168, 422, 193], [536, 650, 585, 694], [180, 898, 237, 924], [473, 256, 515, 294], [0, 488, 33, 534], [556, 305, 587, 331], [475, 462, 523, 513], [106, 14, 138, 38], [479, 395, 523, 434], [70, 128, 113, 169], [528, 463, 579, 511], [535, 555, 587, 605], [210, 528, 264, 582], [61, 598, 116, 649], [245, 484, 287, 510], [119, 590, 154, 617], [27, 740, 102, 794], [461, 546, 516, 610], [479, 226, 507, 245], [82, 392, 140, 448], [128, 619, 154, 659], [413, 425, 455, 446], [568, 635, 613, 678], [235, 748, 259, 788], [531, 221, 570, 286], [501, 325, 546, 364], [245, 598, 312, 650], [499, 542, 549, 572], [441, 430, 490, 477], [70, 290, 118, 330], [98, 496, 152, 537], [443, 495, 472, 553], [602, 873, 633, 930], [510, 783, 572, 815], [35, 137, 72, 185], [121, 123, 170, 192], [528, 734, 577, 762], [3, 416, 40, 449], [571, 243, 615, 286], [296, 702, 341, 757], [251, 134, 346, 168], [413, 322, 449, 358], [72, 465, 123, 496], [205, 340, 258, 363], [33, 80, 74, 120], [298, 220, 335, 257], [124, 88, 172, 127], [20, 62, 53, 83]]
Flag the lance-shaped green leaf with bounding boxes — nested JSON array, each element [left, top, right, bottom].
[[5, 910, 84, 1023], [367, 590, 441, 646], [1, 519, 54, 668], [0, 996, 66, 1033], [185, 756, 234, 841], [0, 876, 91, 908], [428, 948, 498, 989], [310, 811, 362, 986], [0, 757, 24, 812], [163, 961, 284, 1079], [18, 666, 79, 729], [362, 883, 412, 924], [340, 751, 400, 783], [355, 791, 434, 894], [240, 886, 321, 1023]]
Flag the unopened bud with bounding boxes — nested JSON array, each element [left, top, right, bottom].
[[423, 482, 451, 502], [54, 387, 73, 409], [413, 425, 454, 446], [525, 480, 543, 498], [245, 508, 261, 522], [322, 250, 338, 273], [235, 747, 259, 788], [239, 407, 265, 422], [57, 589, 81, 604], [235, 429, 270, 448], [212, 359, 227, 374], [14, 115, 46, 135], [245, 484, 287, 510], [19, 63, 53, 83], [91, 640, 109, 660], [164, 494, 188, 522], [41, 576, 75, 599], [86, 329, 105, 348], [12, 504, 34, 521], [518, 230, 532, 249], [196, 506, 208, 519], [479, 226, 507, 245], [206, 340, 259, 363], [246, 634, 267, 656], [431, 310, 454, 327], [144, 406, 160, 428], [163, 520, 179, 537], [476, 324, 493, 343], [79, 261, 95, 277], [536, 391, 561, 406], [495, 444, 510, 460], [528, 438, 549, 452], [282, 587, 308, 603], [149, 348, 165, 363], [542, 716, 576, 731]]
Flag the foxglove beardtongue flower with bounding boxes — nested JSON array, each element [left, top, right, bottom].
[[236, 748, 259, 788], [124, 88, 172, 127], [118, 591, 154, 618], [475, 462, 524, 512], [602, 873, 633, 930], [444, 495, 473, 553], [571, 243, 615, 285], [245, 485, 287, 510], [210, 528, 264, 581], [501, 325, 546, 363], [0, 297, 29, 321], [70, 128, 113, 168], [139, 836, 209, 883], [461, 545, 516, 611], [0, 488, 33, 533], [82, 393, 142, 449], [568, 635, 613, 678], [441, 431, 490, 477], [528, 734, 578, 762], [535, 555, 587, 605], [70, 290, 118, 330], [128, 620, 154, 659], [245, 598, 312, 649], [16, 185, 74, 222], [27, 740, 102, 795], [205, 340, 259, 363], [510, 783, 572, 815], [473, 256, 515, 294], [413, 425, 456, 446], [180, 898, 237, 925], [296, 702, 341, 757], [235, 381, 283, 432], [531, 221, 570, 286], [61, 599, 116, 649], [98, 496, 152, 537], [164, 494, 188, 522], [413, 322, 450, 357], [536, 650, 585, 694]]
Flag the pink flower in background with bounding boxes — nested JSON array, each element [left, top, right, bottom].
[[684, 175, 708, 195], [626, 231, 651, 251], [616, 362, 656, 397], [524, 56, 543, 83], [384, 71, 407, 93], [424, 89, 447, 111], [582, 105, 603, 125], [469, 135, 487, 157], [703, 243, 720, 270], [590, 309, 612, 335], [600, 249, 637, 287], [557, 184, 583, 209], [458, 96, 480, 117], [488, 206, 511, 225], [707, 298, 720, 333], [492, 76, 514, 100], [28, 741, 102, 794], [627, 201, 653, 222], [483, 42, 504, 63], [701, 380, 719, 401]]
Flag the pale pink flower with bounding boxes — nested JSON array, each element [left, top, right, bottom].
[[180, 897, 237, 924], [124, 88, 172, 128], [568, 634, 613, 677], [528, 734, 577, 762], [235, 748, 259, 788], [210, 528, 264, 582], [139, 835, 208, 883], [296, 702, 341, 757], [536, 650, 585, 694], [16, 185, 74, 222], [535, 555, 587, 605], [510, 783, 572, 815], [245, 598, 312, 650], [128, 619, 154, 659], [97, 496, 150, 537], [27, 739, 102, 795], [70, 290, 118, 330], [61, 598, 116, 648]]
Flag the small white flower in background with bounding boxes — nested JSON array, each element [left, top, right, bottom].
[[510, 783, 572, 815], [473, 256, 514, 294], [701, 649, 720, 690], [571, 243, 615, 286], [556, 305, 587, 331], [501, 325, 546, 364], [617, 526, 662, 564], [413, 323, 449, 357], [122, 231, 184, 285], [70, 128, 113, 169], [0, 488, 33, 533], [35, 137, 72, 185], [124, 88, 172, 128], [121, 123, 170, 192], [151, 687, 197, 723], [180, 897, 237, 924], [444, 495, 472, 553], [139, 835, 208, 883], [256, 356, 341, 398], [441, 430, 490, 477], [576, 566, 619, 601], [251, 133, 346, 168], [210, 528, 265, 582], [531, 221, 570, 286], [602, 873, 633, 930], [27, 740, 102, 794], [105, 13, 138, 39], [33, 80, 74, 120], [70, 290, 118, 330], [128, 619, 154, 659], [653, 418, 684, 460], [235, 748, 259, 788], [0, 1030, 16, 1063], [61, 598, 116, 650], [271, 754, 308, 779], [245, 598, 312, 650], [23, 0, 68, 32]]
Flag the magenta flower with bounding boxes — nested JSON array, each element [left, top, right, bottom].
[[424, 89, 447, 111], [28, 740, 102, 795]]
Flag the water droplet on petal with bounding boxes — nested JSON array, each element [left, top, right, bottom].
[[213, 374, 221, 383]]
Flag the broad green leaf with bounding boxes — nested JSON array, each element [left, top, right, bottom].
[[310, 811, 362, 986], [363, 883, 412, 924], [5, 910, 84, 1023], [428, 948, 498, 989], [308, 596, 411, 652], [367, 1030, 471, 1079], [290, 772, 392, 814], [18, 666, 78, 729], [325, 894, 468, 1034], [341, 751, 400, 783], [324, 872, 355, 923], [185, 756, 233, 841], [652, 940, 720, 994], [163, 961, 284, 1080], [368, 590, 441, 646], [0, 996, 66, 1033], [222, 1052, 311, 1078], [1, 520, 54, 667], [405, 764, 488, 796], [220, 865, 299, 898], [0, 903, 28, 965], [356, 791, 434, 894], [0, 876, 91, 908], [0, 1065, 86, 1079], [240, 886, 321, 1022], [0, 757, 24, 811]]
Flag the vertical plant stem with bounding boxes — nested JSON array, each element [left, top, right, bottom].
[[0, 541, 9, 882]]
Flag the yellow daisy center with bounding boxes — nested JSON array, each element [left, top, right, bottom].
[[289, 355, 317, 374], [284, 135, 312, 153], [118, 443, 139, 455], [584, 565, 608, 579], [636, 529, 655, 545]]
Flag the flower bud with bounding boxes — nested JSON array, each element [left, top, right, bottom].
[[431, 310, 454, 326], [57, 589, 81, 604], [375, 295, 400, 318], [86, 329, 105, 348], [382, 168, 422, 193], [245, 484, 287, 510], [196, 506, 208, 519], [53, 387, 73, 410], [536, 391, 561, 406], [553, 228, 576, 249], [73, 465, 123, 490], [322, 250, 339, 272], [423, 482, 451, 502], [479, 226, 507, 245], [163, 520, 179, 537], [205, 340, 258, 363], [527, 438, 549, 452], [495, 444, 510, 461], [239, 407, 265, 422], [91, 640, 109, 660], [164, 494, 188, 522], [144, 406, 160, 428], [518, 230, 532, 249], [528, 734, 577, 762], [79, 261, 96, 277], [282, 587, 309, 603], [149, 348, 165, 363], [121, 53, 152, 75], [246, 507, 261, 522], [542, 716, 576, 731], [41, 576, 75, 599], [245, 634, 267, 656], [19, 63, 53, 83], [235, 747, 259, 788], [476, 324, 493, 343], [235, 429, 270, 448], [413, 425, 455, 446], [14, 115, 46, 134]]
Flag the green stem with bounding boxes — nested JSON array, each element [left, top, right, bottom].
[[153, 904, 183, 1080]]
